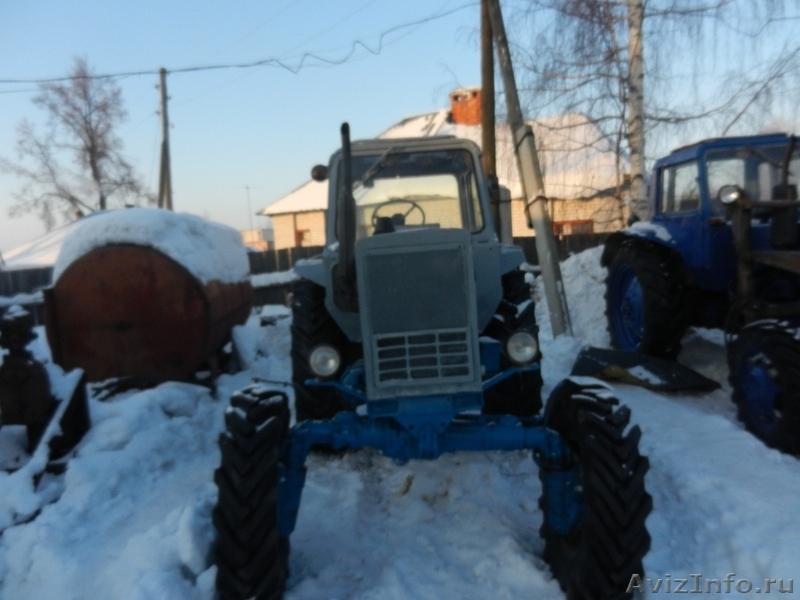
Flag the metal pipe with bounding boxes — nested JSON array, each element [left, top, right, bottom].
[[485, 0, 572, 336]]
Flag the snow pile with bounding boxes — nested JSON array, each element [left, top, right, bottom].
[[52, 209, 250, 284], [532, 245, 610, 348], [0, 311, 289, 599], [624, 388, 800, 592]]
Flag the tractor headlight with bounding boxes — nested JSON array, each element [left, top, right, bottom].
[[505, 331, 539, 365], [309, 344, 341, 378]]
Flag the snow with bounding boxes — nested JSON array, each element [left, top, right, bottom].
[[2, 246, 800, 599], [627, 221, 674, 243], [250, 269, 299, 288], [260, 180, 328, 216], [52, 208, 250, 284], [0, 292, 42, 309]]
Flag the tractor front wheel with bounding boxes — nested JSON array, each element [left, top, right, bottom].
[[728, 320, 800, 454], [538, 379, 652, 599], [213, 386, 290, 600], [605, 240, 689, 359]]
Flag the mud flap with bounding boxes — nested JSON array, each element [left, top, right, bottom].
[[570, 346, 720, 392]]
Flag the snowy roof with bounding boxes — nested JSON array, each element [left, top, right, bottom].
[[0, 219, 84, 272], [52, 208, 250, 284], [259, 111, 628, 216], [260, 180, 327, 217], [378, 109, 451, 139]]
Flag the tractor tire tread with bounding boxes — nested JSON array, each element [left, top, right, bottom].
[[539, 380, 652, 600], [214, 389, 289, 600], [728, 319, 800, 454], [605, 239, 691, 359]]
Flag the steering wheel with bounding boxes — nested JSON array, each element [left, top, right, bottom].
[[371, 198, 426, 227]]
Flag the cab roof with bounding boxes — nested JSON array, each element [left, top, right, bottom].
[[655, 133, 792, 168]]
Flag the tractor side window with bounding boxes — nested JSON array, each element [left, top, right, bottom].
[[662, 162, 700, 214]]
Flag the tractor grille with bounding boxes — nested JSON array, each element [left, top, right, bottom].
[[374, 328, 473, 383], [358, 238, 481, 398]]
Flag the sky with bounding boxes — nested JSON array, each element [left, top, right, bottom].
[[2, 1, 798, 257], [0, 0, 496, 254]]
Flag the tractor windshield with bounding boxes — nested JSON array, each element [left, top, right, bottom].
[[348, 149, 484, 238], [705, 145, 800, 215]]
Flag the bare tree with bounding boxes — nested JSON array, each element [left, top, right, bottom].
[[512, 0, 800, 217], [1, 58, 153, 229]]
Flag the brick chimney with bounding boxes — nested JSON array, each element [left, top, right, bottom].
[[449, 87, 482, 125]]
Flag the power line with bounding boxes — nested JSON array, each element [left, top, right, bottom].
[[0, 3, 477, 86]]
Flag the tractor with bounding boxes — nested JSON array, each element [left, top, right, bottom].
[[212, 125, 652, 599], [603, 133, 800, 453]]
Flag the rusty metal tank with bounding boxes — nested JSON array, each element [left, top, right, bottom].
[[44, 243, 253, 382]]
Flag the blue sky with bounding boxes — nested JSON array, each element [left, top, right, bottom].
[[0, 0, 492, 253], [2, 1, 798, 256]]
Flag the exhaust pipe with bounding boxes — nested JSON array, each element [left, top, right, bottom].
[[334, 123, 358, 311]]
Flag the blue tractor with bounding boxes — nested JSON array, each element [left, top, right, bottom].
[[603, 133, 800, 452], [212, 125, 652, 599]]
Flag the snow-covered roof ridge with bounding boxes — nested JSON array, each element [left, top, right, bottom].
[[378, 109, 450, 139], [52, 208, 250, 284], [260, 179, 327, 217], [259, 110, 629, 216], [0, 218, 87, 272]]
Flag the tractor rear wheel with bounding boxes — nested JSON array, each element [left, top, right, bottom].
[[291, 279, 358, 422], [482, 268, 543, 417], [213, 386, 290, 600], [539, 379, 652, 599], [605, 240, 690, 359], [728, 320, 800, 454]]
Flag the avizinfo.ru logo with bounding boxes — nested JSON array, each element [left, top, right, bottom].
[[627, 573, 794, 594]]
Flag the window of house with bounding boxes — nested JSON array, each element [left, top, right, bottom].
[[552, 220, 594, 236], [295, 229, 310, 247]]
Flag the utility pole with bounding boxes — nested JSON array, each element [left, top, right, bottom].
[[157, 68, 173, 211], [481, 0, 502, 241], [486, 0, 572, 337], [627, 0, 646, 219]]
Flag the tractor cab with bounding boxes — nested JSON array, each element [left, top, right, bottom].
[[650, 133, 800, 292]]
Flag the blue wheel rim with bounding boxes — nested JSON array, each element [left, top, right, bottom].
[[610, 264, 644, 351], [737, 348, 780, 436]]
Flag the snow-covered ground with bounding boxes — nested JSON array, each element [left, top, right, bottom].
[[1, 247, 799, 599]]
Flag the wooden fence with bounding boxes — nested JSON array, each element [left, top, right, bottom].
[[0, 267, 53, 297], [247, 246, 324, 275]]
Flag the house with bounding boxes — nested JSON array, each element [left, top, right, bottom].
[[259, 88, 630, 249], [241, 228, 275, 251]]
